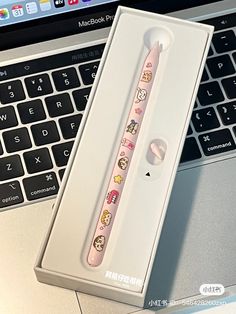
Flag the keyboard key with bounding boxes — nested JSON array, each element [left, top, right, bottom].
[[217, 102, 236, 125], [197, 81, 224, 106], [208, 46, 214, 57], [201, 68, 209, 82], [59, 114, 82, 139], [52, 68, 80, 91], [31, 121, 60, 146], [45, 93, 74, 117], [0, 181, 24, 208], [52, 141, 74, 167], [0, 44, 105, 82], [192, 108, 220, 132], [0, 141, 3, 155], [180, 137, 202, 163], [202, 13, 236, 31], [233, 52, 236, 65], [24, 148, 53, 174], [0, 80, 25, 104], [212, 30, 236, 53], [0, 155, 24, 181], [222, 76, 236, 99], [207, 55, 235, 79], [23, 172, 59, 201], [58, 168, 65, 180], [17, 99, 46, 124], [3, 127, 32, 153], [79, 61, 99, 85], [199, 129, 236, 156], [72, 87, 91, 111], [187, 125, 193, 136], [0, 106, 18, 130], [25, 74, 53, 98]]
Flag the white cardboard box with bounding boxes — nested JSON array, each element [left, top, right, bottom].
[[35, 6, 214, 308]]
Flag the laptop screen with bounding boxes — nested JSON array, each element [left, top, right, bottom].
[[0, 0, 118, 27], [0, 0, 222, 50]]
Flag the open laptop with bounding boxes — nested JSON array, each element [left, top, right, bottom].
[[0, 0, 235, 313]]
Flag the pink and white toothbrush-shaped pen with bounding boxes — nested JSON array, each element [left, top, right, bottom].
[[87, 42, 162, 267]]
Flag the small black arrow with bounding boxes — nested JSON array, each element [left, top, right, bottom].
[[145, 172, 151, 177]]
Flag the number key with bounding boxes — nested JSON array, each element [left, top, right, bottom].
[[0, 80, 25, 104], [212, 30, 236, 53], [25, 74, 53, 98], [52, 68, 80, 91], [79, 61, 99, 85]]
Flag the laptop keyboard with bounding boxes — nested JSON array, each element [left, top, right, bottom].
[[0, 43, 104, 209], [0, 12, 235, 210], [180, 12, 236, 164]]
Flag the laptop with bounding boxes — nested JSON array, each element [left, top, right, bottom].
[[0, 0, 235, 313]]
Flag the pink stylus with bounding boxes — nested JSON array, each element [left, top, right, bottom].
[[87, 42, 162, 267]]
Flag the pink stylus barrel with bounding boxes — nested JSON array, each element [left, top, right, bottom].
[[87, 42, 162, 267]]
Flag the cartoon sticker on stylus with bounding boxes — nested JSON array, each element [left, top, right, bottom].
[[135, 88, 147, 103], [114, 175, 123, 184], [135, 108, 143, 115], [93, 235, 105, 252], [100, 209, 112, 227], [141, 70, 152, 83], [106, 190, 119, 204], [118, 156, 129, 170], [122, 138, 135, 150], [126, 120, 139, 135]]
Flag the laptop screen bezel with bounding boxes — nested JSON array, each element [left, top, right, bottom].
[[0, 0, 221, 51]]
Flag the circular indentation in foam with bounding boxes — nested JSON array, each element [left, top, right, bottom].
[[144, 27, 173, 51]]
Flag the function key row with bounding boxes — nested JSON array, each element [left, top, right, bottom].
[[0, 62, 98, 104], [202, 12, 236, 31], [0, 44, 105, 82]]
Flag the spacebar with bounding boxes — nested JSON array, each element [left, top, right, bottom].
[[23, 172, 59, 201]]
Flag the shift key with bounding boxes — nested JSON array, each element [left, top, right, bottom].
[[0, 181, 24, 208], [23, 172, 59, 201]]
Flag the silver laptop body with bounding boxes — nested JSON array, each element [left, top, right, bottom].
[[0, 0, 235, 313]]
